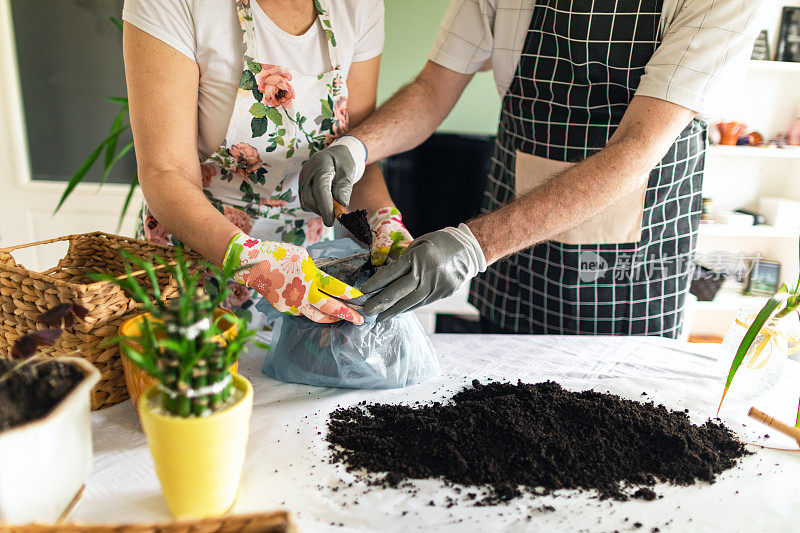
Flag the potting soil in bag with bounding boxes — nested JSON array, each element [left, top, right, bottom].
[[255, 239, 439, 389]]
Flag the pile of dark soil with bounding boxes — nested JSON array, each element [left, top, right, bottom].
[[0, 358, 83, 431], [327, 380, 750, 503]]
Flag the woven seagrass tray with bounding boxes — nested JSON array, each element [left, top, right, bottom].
[[0, 232, 202, 410], [0, 510, 296, 533]]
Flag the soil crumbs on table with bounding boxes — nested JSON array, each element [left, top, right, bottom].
[[326, 380, 750, 504], [0, 359, 83, 431]]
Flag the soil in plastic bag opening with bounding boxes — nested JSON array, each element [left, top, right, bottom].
[[0, 359, 83, 431], [326, 380, 750, 504]]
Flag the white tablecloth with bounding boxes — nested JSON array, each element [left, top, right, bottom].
[[72, 335, 800, 532]]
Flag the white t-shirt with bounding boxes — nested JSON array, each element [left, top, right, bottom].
[[122, 0, 384, 159]]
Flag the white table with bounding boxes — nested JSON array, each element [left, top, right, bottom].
[[73, 335, 800, 532]]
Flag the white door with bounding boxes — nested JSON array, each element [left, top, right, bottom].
[[0, 0, 142, 270]]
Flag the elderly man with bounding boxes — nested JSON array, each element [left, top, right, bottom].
[[300, 0, 762, 336]]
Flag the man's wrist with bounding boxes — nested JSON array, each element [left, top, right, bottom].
[[450, 223, 487, 274], [330, 135, 367, 180]]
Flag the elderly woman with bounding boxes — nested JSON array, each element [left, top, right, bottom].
[[122, 0, 412, 327]]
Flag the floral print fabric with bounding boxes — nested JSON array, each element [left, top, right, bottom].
[[368, 207, 413, 266], [137, 0, 348, 325], [226, 233, 364, 324]]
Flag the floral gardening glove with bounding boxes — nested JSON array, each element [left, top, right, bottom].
[[224, 233, 364, 325], [368, 207, 413, 266]]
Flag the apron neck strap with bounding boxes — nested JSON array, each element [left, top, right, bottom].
[[235, 0, 340, 69]]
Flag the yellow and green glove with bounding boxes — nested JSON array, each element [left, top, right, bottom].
[[224, 233, 364, 325], [368, 207, 413, 266]]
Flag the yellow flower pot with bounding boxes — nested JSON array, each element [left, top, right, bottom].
[[119, 309, 239, 416], [139, 374, 253, 519]]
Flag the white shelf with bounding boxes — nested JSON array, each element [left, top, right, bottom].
[[707, 145, 800, 159], [698, 223, 796, 239], [747, 59, 800, 75], [694, 292, 767, 312]]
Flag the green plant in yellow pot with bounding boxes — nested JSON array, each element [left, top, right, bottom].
[[94, 249, 263, 519]]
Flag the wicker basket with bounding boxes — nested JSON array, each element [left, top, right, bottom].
[[0, 232, 202, 410], [0, 510, 297, 533]]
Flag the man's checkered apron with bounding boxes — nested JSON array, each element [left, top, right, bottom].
[[469, 0, 706, 337]]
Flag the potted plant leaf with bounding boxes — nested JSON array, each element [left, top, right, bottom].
[[96, 249, 262, 518], [718, 270, 800, 425], [0, 308, 100, 524]]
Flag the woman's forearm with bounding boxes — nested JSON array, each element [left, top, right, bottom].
[[348, 163, 395, 214], [139, 171, 241, 266]]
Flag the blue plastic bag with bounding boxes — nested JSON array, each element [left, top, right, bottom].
[[255, 239, 439, 389]]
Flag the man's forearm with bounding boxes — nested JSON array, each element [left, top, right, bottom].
[[350, 61, 473, 164], [467, 140, 649, 264], [467, 96, 697, 264]]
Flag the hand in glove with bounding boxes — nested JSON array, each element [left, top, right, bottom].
[[298, 136, 367, 227], [225, 233, 364, 325], [361, 224, 487, 321], [368, 207, 413, 266]]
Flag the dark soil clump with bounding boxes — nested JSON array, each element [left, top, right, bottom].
[[632, 487, 658, 501], [327, 380, 750, 503], [0, 359, 83, 431], [337, 209, 372, 247]]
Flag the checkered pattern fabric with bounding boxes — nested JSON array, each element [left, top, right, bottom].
[[429, 0, 763, 116], [468, 0, 706, 337]]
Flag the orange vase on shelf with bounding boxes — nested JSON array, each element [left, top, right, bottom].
[[716, 122, 748, 146]]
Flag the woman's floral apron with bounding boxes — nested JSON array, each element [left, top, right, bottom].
[[136, 0, 350, 326]]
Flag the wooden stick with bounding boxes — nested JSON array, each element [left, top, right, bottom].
[[748, 407, 800, 446], [332, 199, 348, 219]]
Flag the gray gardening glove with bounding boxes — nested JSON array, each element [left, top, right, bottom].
[[299, 135, 367, 227], [361, 223, 487, 321]]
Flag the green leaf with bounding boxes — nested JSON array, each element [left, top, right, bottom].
[[251, 116, 269, 137], [312, 0, 325, 14], [109, 16, 123, 33], [320, 98, 334, 119], [252, 86, 263, 102], [239, 70, 256, 90], [247, 61, 262, 74], [55, 124, 129, 213], [102, 140, 134, 185], [249, 102, 268, 118], [321, 118, 333, 132], [102, 108, 126, 185], [266, 107, 283, 125], [117, 174, 139, 232], [105, 96, 129, 108], [718, 292, 792, 412], [278, 128, 286, 136], [265, 142, 277, 153]]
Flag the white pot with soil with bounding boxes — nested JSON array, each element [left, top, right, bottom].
[[0, 357, 100, 524]]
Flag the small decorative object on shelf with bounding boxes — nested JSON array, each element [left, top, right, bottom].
[[751, 29, 771, 61], [777, 7, 800, 63], [700, 197, 713, 223], [689, 264, 727, 302], [99, 249, 264, 519], [716, 121, 748, 145], [787, 105, 800, 146], [746, 258, 781, 296]]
